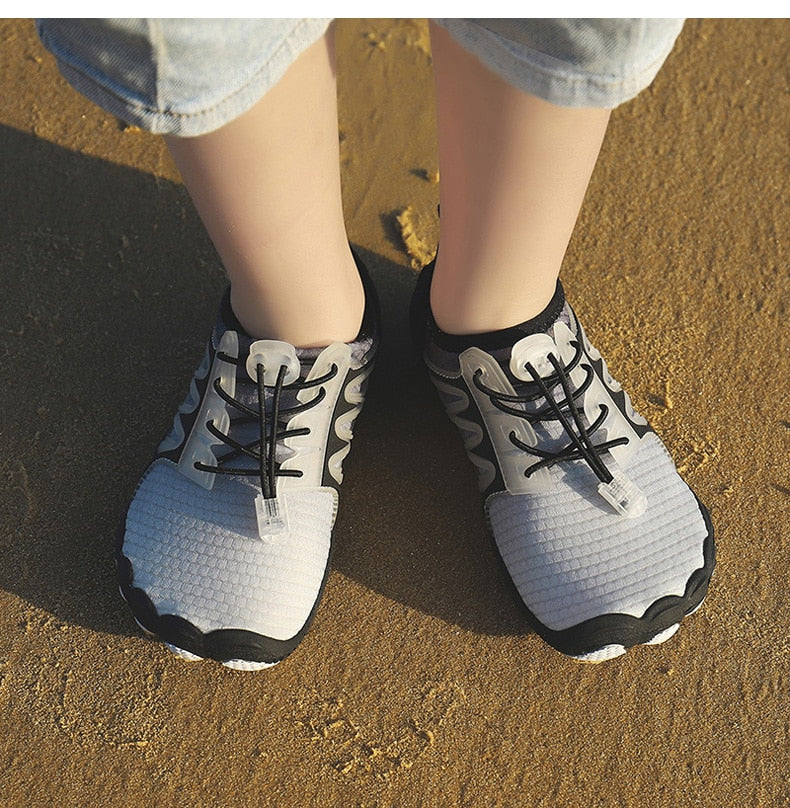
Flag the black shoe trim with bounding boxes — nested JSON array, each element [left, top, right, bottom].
[[320, 359, 375, 491], [410, 259, 566, 353], [487, 496, 716, 658], [428, 369, 507, 499]]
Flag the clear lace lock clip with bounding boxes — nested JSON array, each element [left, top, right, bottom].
[[598, 470, 647, 518], [255, 493, 289, 540]]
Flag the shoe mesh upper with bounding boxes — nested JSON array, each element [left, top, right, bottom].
[[124, 461, 337, 640], [487, 432, 707, 631]]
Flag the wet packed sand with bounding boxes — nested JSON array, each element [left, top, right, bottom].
[[0, 18, 787, 808]]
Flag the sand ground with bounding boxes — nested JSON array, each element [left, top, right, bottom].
[[0, 18, 787, 808]]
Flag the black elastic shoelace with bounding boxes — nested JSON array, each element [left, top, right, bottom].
[[193, 349, 338, 499], [473, 339, 628, 484]]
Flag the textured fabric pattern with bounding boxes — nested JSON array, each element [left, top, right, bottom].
[[124, 460, 336, 641], [36, 18, 332, 136], [487, 432, 707, 631], [435, 18, 684, 108]]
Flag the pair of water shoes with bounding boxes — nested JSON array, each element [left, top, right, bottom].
[[117, 255, 714, 669]]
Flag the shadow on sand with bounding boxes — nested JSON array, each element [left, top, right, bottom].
[[0, 125, 531, 643]]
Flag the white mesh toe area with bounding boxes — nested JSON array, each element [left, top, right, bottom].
[[487, 434, 708, 632], [122, 460, 336, 642]]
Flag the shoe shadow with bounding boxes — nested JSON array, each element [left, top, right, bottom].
[[333, 245, 530, 637], [0, 125, 228, 637], [0, 125, 529, 641]]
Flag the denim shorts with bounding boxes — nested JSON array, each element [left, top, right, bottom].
[[36, 18, 684, 137]]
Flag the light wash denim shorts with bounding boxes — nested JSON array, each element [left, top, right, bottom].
[[36, 18, 684, 137]]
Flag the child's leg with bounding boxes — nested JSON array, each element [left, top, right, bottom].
[[429, 23, 609, 335], [165, 29, 363, 347], [416, 19, 714, 662], [38, 19, 379, 669]]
